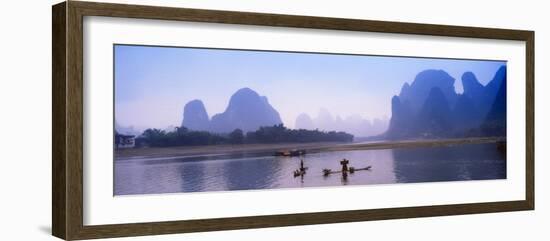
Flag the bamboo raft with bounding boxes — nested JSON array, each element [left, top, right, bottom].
[[323, 166, 372, 176], [292, 158, 372, 178], [293, 167, 309, 177]]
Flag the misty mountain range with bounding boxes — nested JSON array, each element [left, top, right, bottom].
[[386, 66, 507, 139], [295, 110, 388, 137], [182, 88, 283, 133], [117, 66, 506, 140], [181, 87, 387, 136]]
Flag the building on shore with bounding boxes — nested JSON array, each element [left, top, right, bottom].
[[115, 133, 135, 149]]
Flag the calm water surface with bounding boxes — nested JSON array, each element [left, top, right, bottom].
[[114, 143, 506, 195]]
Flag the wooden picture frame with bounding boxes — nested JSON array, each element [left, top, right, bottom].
[[52, 1, 534, 240]]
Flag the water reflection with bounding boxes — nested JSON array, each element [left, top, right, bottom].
[[177, 163, 205, 192], [114, 143, 505, 195], [222, 155, 281, 190], [392, 143, 506, 183]]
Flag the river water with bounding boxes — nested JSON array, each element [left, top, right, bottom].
[[114, 143, 506, 195]]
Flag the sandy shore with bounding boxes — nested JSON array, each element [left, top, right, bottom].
[[116, 137, 505, 160], [116, 142, 342, 159]]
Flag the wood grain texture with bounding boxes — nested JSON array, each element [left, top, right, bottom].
[[525, 32, 535, 209], [52, 2, 67, 240], [71, 1, 533, 40], [73, 201, 530, 240], [51, 1, 535, 240], [66, 2, 85, 240]]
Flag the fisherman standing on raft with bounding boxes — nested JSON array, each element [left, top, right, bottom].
[[340, 158, 349, 173]]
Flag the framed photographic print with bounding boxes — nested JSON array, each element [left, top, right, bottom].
[[52, 1, 534, 240]]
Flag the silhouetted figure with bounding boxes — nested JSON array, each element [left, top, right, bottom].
[[293, 159, 307, 178], [340, 159, 350, 184], [340, 159, 349, 173]]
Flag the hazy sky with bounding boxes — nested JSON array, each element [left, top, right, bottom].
[[115, 44, 505, 130]]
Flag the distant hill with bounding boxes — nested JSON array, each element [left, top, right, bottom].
[[416, 87, 453, 137], [480, 69, 507, 136], [294, 110, 388, 137], [387, 95, 415, 139], [398, 70, 458, 113], [295, 113, 315, 130], [386, 66, 507, 139], [181, 99, 210, 131], [452, 94, 482, 130], [180, 88, 283, 133]]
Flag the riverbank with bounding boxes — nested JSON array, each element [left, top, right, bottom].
[[116, 136, 505, 160]]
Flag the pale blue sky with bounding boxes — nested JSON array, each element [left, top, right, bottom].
[[114, 44, 505, 130]]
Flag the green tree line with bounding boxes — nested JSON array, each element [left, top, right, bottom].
[[135, 124, 353, 148]]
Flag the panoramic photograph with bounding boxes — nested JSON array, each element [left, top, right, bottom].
[[114, 44, 507, 195]]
